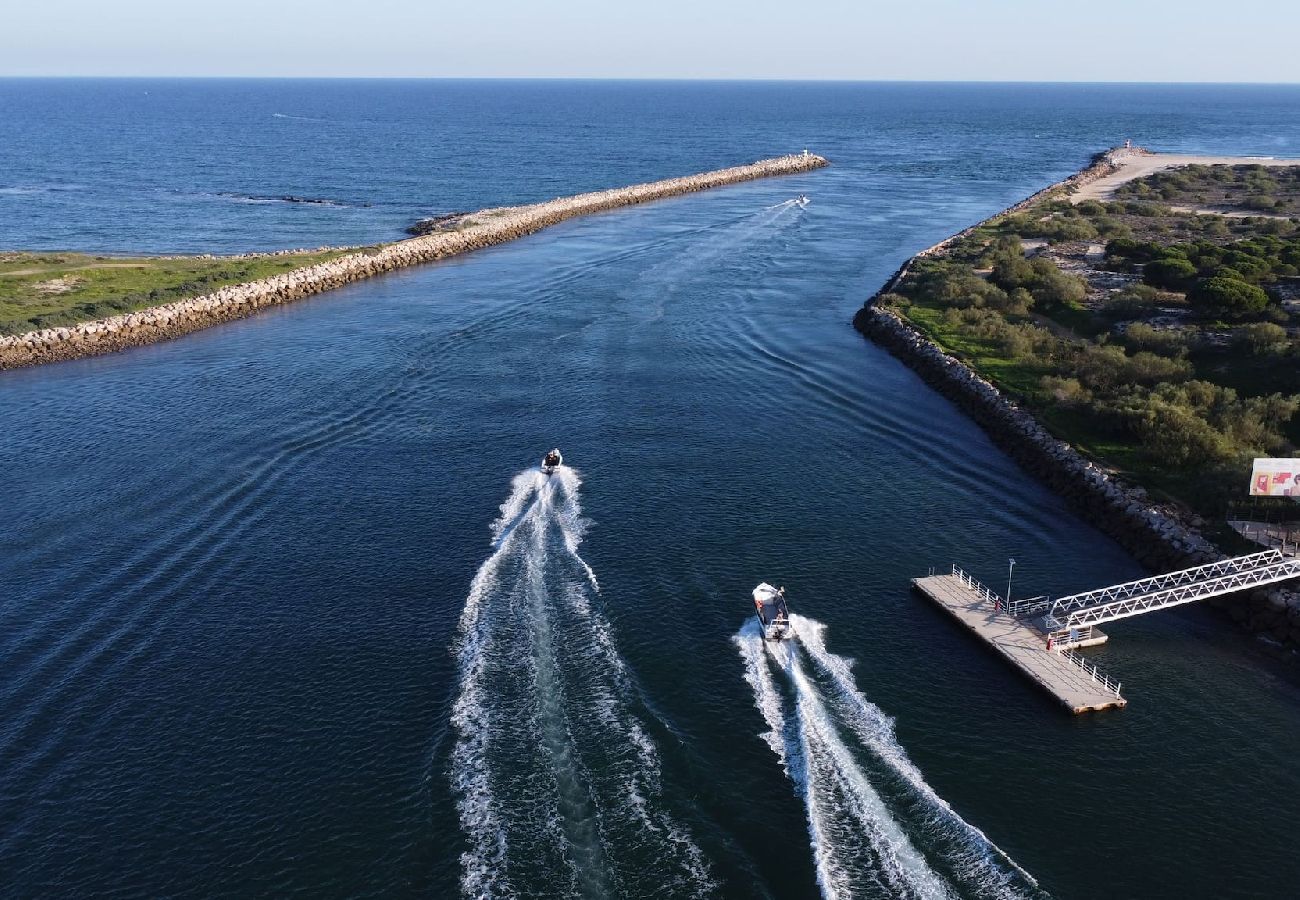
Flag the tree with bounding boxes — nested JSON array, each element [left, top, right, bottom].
[[1188, 277, 1269, 317], [1131, 403, 1232, 467], [1143, 257, 1198, 290], [1028, 259, 1087, 309], [990, 253, 1037, 291]]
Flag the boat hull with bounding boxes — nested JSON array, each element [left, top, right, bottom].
[[752, 582, 791, 641]]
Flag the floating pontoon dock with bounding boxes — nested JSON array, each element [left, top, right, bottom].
[[913, 568, 1125, 714]]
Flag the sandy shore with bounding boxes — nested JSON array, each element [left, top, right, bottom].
[[1070, 151, 1300, 204]]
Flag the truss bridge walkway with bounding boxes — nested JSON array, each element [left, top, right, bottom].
[[1009, 549, 1300, 648], [916, 550, 1300, 714]]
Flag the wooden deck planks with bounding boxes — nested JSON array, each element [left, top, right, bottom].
[[913, 574, 1127, 714]]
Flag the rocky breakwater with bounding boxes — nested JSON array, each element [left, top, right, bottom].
[[853, 147, 1300, 651], [0, 153, 828, 371]]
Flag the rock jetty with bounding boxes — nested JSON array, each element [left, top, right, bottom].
[[853, 146, 1300, 651], [0, 153, 828, 370]]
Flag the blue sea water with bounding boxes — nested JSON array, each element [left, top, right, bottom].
[[2, 79, 1300, 899]]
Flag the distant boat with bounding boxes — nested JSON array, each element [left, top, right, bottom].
[[752, 582, 791, 641], [796, 195, 810, 208], [541, 448, 563, 475]]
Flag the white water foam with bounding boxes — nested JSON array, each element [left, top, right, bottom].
[[792, 614, 1040, 898], [451, 467, 714, 898], [736, 621, 951, 899], [735, 617, 1045, 900], [550, 483, 715, 894], [736, 620, 847, 894], [451, 472, 546, 899]]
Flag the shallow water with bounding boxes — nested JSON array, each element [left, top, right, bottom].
[[3, 80, 1300, 898]]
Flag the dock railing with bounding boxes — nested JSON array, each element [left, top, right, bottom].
[[951, 564, 1005, 611], [1045, 623, 1095, 647], [1057, 647, 1123, 698], [1008, 595, 1053, 618]]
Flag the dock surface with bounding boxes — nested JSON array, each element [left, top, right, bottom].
[[914, 573, 1126, 714]]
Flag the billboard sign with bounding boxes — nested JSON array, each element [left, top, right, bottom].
[[1249, 458, 1300, 497]]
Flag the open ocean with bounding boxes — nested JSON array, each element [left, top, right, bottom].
[[3, 80, 1300, 899]]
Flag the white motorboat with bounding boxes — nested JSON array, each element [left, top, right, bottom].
[[752, 582, 791, 641]]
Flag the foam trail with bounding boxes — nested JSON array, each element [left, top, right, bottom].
[[550, 474, 715, 894], [737, 620, 850, 898], [522, 486, 611, 898], [489, 469, 545, 545], [739, 623, 953, 899], [736, 618, 1046, 900], [625, 200, 802, 306], [792, 614, 1040, 896], [451, 467, 715, 898], [451, 474, 546, 899], [549, 468, 599, 590], [458, 470, 543, 639]]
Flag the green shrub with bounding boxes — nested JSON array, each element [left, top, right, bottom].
[[1233, 322, 1290, 355], [1188, 277, 1270, 317], [1143, 257, 1199, 290], [1121, 323, 1192, 356], [1040, 375, 1091, 405], [1130, 402, 1232, 466], [1073, 344, 1193, 392], [1029, 260, 1087, 309]]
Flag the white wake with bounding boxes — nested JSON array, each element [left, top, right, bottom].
[[735, 615, 1044, 900], [451, 467, 715, 898]]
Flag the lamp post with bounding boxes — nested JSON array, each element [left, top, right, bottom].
[[1006, 558, 1016, 609]]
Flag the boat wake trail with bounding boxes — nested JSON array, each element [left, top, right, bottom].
[[621, 199, 803, 318], [452, 468, 715, 899], [734, 615, 1045, 900]]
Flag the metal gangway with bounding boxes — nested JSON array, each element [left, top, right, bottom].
[[1026, 550, 1300, 645]]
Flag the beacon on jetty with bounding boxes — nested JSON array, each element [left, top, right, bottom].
[[752, 583, 791, 642], [541, 448, 563, 475]]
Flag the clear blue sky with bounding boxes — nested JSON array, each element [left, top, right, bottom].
[[4, 0, 1299, 81]]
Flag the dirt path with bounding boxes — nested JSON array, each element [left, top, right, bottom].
[[1071, 153, 1300, 204], [1166, 203, 1293, 220]]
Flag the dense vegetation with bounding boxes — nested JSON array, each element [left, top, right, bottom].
[[0, 249, 354, 335], [883, 166, 1300, 520], [1114, 163, 1300, 216]]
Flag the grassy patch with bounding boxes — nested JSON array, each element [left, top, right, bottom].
[[0, 249, 355, 335], [903, 299, 1052, 398]]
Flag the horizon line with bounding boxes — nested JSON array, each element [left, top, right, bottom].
[[2, 75, 1299, 86]]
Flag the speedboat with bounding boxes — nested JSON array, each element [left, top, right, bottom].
[[795, 194, 810, 208], [541, 448, 563, 475], [752, 582, 791, 641]]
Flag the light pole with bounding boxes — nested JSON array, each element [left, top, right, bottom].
[[1006, 558, 1016, 609]]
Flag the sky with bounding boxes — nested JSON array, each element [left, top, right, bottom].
[[3, 0, 1300, 82]]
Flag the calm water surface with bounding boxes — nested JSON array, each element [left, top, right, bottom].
[[2, 80, 1300, 898]]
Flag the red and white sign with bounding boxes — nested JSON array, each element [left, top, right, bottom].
[[1249, 458, 1300, 497]]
